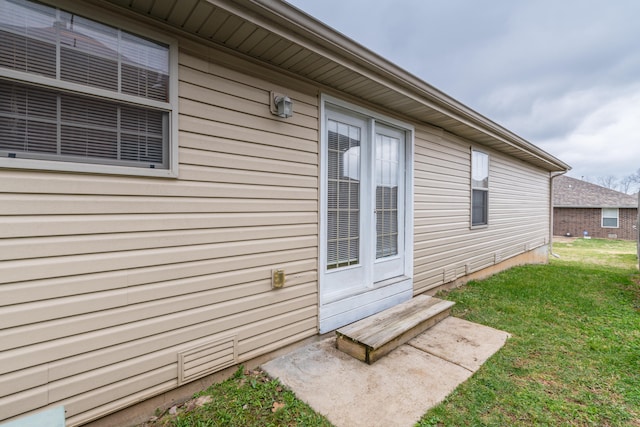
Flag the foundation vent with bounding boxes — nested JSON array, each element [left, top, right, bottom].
[[178, 335, 238, 385]]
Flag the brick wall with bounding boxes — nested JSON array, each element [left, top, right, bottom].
[[553, 207, 638, 240]]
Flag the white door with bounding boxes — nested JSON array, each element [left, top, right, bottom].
[[319, 104, 412, 333]]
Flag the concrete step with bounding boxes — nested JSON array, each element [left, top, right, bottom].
[[335, 295, 455, 364]]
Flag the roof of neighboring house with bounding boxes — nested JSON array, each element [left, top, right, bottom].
[[103, 0, 570, 173], [553, 175, 638, 208]]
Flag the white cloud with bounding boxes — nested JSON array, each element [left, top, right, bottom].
[[536, 85, 640, 179], [288, 0, 640, 180], [489, 84, 628, 139]]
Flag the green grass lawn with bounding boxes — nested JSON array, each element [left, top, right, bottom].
[[551, 237, 638, 269], [419, 238, 639, 426], [144, 366, 332, 427], [145, 238, 639, 426]]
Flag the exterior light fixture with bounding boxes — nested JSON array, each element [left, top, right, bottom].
[[270, 91, 293, 118]]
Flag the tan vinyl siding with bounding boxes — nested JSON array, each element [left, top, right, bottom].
[[413, 125, 550, 294], [0, 44, 319, 425]]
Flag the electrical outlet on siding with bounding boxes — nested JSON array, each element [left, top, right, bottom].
[[271, 269, 285, 289]]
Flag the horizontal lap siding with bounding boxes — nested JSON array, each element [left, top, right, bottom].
[[413, 126, 550, 294], [0, 47, 319, 425]]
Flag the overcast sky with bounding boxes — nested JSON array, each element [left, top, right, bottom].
[[287, 0, 640, 185]]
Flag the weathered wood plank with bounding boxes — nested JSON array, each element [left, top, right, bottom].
[[335, 295, 454, 364], [368, 308, 452, 364]]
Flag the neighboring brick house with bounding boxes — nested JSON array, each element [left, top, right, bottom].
[[553, 175, 638, 240]]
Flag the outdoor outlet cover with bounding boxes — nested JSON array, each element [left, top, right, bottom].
[[272, 269, 285, 289]]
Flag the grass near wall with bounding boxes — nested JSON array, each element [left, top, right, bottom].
[[144, 238, 639, 426], [143, 366, 332, 427], [419, 238, 639, 426]]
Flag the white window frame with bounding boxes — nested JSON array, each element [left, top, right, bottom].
[[0, 0, 179, 178], [602, 208, 619, 228], [471, 148, 489, 228]]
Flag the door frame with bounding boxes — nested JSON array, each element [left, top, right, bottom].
[[318, 94, 414, 333]]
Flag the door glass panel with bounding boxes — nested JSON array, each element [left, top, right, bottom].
[[375, 133, 399, 259], [327, 119, 360, 269]]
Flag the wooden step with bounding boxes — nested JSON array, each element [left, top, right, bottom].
[[335, 295, 455, 364]]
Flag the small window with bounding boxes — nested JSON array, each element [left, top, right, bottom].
[[602, 208, 619, 228], [471, 150, 489, 226], [0, 0, 176, 175]]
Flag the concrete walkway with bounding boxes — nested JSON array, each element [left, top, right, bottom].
[[262, 316, 510, 427]]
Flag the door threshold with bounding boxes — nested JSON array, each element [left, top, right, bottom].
[[321, 275, 411, 305]]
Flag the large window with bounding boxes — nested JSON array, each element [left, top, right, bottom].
[[0, 0, 176, 175], [602, 208, 619, 228], [471, 150, 489, 226]]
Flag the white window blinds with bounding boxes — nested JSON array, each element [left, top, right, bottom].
[[327, 119, 361, 269], [375, 133, 399, 259], [602, 208, 619, 228], [0, 0, 171, 169]]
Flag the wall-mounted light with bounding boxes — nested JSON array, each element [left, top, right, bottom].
[[270, 91, 293, 118]]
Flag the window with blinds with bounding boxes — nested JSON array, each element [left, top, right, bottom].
[[602, 208, 619, 228], [0, 0, 172, 170], [471, 150, 489, 226], [375, 133, 399, 258], [326, 119, 361, 269]]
